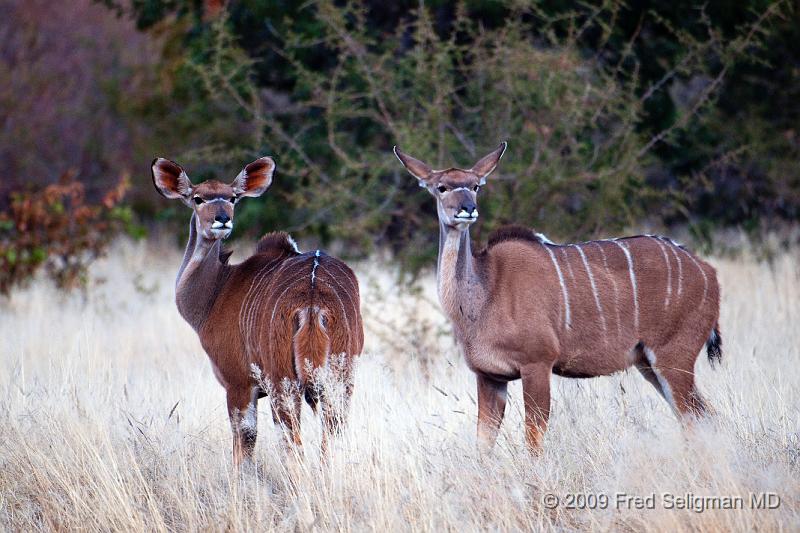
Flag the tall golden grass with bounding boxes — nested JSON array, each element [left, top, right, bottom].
[[1, 239, 798, 531]]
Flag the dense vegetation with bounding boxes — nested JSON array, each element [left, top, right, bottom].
[[1, 0, 797, 282]]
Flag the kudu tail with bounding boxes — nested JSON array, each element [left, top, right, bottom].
[[293, 307, 330, 410], [706, 323, 722, 368]]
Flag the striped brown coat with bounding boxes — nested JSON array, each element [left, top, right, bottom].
[[395, 143, 721, 452], [152, 156, 363, 464]]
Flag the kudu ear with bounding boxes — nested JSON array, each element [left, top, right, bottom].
[[231, 156, 275, 198], [471, 142, 507, 185], [152, 158, 193, 202], [393, 146, 433, 187]]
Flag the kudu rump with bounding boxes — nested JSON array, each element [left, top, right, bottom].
[[394, 143, 721, 451], [152, 156, 363, 464]]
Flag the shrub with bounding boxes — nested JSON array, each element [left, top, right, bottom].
[[180, 1, 780, 270], [0, 172, 131, 294], [113, 1, 787, 269]]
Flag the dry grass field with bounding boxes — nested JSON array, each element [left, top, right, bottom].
[[1, 238, 798, 531]]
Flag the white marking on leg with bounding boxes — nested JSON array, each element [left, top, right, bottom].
[[593, 242, 621, 336], [543, 245, 571, 329], [643, 347, 677, 413], [613, 240, 639, 331], [573, 244, 607, 333], [649, 236, 673, 308], [239, 401, 258, 435]]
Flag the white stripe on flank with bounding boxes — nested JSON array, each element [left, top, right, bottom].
[[662, 238, 683, 297], [322, 274, 354, 352], [322, 260, 361, 321], [323, 260, 358, 293], [593, 242, 621, 336], [573, 244, 607, 333], [266, 269, 317, 338], [311, 250, 321, 286], [613, 240, 639, 331], [649, 236, 673, 308], [561, 248, 576, 284], [244, 255, 305, 352], [544, 245, 571, 329], [238, 258, 286, 356], [675, 245, 709, 303]]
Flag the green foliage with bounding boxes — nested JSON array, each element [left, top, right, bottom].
[[112, 0, 792, 269], [153, 1, 781, 270]]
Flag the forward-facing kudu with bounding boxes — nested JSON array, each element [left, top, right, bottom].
[[394, 142, 721, 452], [152, 156, 363, 465]]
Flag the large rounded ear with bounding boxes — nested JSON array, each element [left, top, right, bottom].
[[231, 156, 275, 198], [470, 142, 507, 185], [393, 146, 433, 187], [152, 158, 193, 201]]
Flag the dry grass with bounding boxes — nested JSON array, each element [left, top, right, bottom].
[[1, 238, 798, 531]]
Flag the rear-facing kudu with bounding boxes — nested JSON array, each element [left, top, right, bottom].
[[394, 143, 721, 452], [152, 156, 363, 465]]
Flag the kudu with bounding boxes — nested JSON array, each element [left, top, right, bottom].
[[152, 156, 363, 465], [394, 143, 721, 452]]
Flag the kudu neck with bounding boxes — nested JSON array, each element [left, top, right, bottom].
[[437, 221, 485, 326], [175, 212, 228, 331]]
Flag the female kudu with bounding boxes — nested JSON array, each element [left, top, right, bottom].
[[152, 156, 363, 465], [394, 143, 721, 452]]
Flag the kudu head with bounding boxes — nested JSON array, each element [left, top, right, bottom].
[[152, 157, 275, 240], [394, 142, 507, 229]]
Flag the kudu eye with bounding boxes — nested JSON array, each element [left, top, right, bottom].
[[437, 185, 447, 193], [473, 185, 481, 192], [193, 196, 204, 205], [229, 195, 237, 204]]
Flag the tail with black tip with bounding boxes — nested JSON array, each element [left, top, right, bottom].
[[706, 323, 722, 367]]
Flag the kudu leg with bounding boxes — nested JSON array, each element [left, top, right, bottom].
[[660, 366, 710, 419], [320, 380, 353, 456], [271, 388, 303, 449], [226, 388, 258, 468], [637, 346, 710, 419], [521, 364, 551, 453], [476, 374, 508, 452]]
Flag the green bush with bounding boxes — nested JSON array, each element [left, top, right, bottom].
[[121, 1, 789, 269]]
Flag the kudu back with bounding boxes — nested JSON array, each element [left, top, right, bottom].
[[152, 156, 363, 465], [394, 142, 721, 452]]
